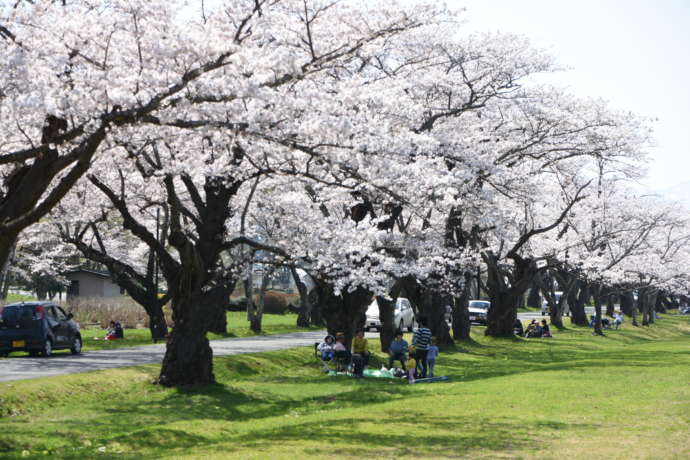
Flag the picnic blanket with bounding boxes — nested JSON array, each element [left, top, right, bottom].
[[327, 369, 449, 383]]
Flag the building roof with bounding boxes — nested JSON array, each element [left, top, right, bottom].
[[63, 269, 112, 279]]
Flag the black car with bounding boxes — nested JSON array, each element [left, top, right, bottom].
[[0, 301, 82, 357]]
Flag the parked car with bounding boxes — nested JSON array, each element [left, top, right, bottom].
[[468, 300, 490, 324], [541, 291, 570, 316], [0, 301, 82, 357], [365, 297, 415, 332]]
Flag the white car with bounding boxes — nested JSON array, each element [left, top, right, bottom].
[[542, 291, 570, 316], [468, 300, 490, 324], [365, 297, 415, 332]]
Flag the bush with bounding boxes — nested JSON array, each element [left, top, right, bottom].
[[63, 297, 171, 329], [262, 291, 290, 315]]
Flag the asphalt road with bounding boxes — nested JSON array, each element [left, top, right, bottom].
[[0, 330, 326, 383], [0, 308, 597, 383]]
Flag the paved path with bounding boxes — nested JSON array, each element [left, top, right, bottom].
[[0, 330, 326, 383], [0, 308, 596, 383]]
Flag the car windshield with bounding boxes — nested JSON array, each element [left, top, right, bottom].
[[469, 301, 489, 310], [0, 305, 38, 327]]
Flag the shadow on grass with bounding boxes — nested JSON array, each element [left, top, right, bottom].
[[0, 317, 687, 459]]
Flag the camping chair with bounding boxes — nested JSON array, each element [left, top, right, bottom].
[[334, 350, 352, 372]]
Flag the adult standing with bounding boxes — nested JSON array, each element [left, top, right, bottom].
[[412, 317, 432, 378]]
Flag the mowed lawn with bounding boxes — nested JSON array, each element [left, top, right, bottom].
[[0, 317, 688, 459]]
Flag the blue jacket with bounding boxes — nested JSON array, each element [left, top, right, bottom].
[[389, 338, 408, 355]]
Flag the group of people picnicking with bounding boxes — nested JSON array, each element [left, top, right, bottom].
[[524, 319, 552, 338], [317, 317, 440, 384], [588, 311, 625, 330]]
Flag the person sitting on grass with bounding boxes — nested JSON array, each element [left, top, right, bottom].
[[541, 319, 552, 338], [525, 320, 541, 338], [352, 330, 370, 369], [95, 321, 124, 341], [426, 336, 440, 377], [317, 335, 336, 372], [405, 346, 417, 383], [333, 332, 351, 372], [613, 312, 624, 329], [388, 331, 408, 371]]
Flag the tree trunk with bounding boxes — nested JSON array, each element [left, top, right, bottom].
[[425, 291, 453, 346], [205, 284, 232, 334], [290, 267, 312, 328], [0, 239, 15, 302], [158, 293, 215, 387], [251, 268, 273, 333], [484, 253, 537, 337], [452, 273, 472, 340], [620, 291, 634, 316], [310, 297, 325, 326], [148, 304, 168, 342], [606, 292, 616, 317], [526, 281, 541, 309], [318, 281, 372, 349], [655, 294, 667, 313], [592, 285, 604, 336], [572, 281, 590, 327], [377, 295, 396, 353]]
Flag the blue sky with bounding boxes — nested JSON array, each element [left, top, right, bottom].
[[455, 0, 690, 190]]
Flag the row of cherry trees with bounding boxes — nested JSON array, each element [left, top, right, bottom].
[[2, 0, 688, 386]]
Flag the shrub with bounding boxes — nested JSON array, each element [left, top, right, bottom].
[[262, 291, 289, 315], [62, 297, 171, 329]]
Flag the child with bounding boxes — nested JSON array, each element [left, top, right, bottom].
[[426, 336, 440, 378], [352, 330, 370, 368], [317, 335, 335, 372], [388, 331, 408, 371], [405, 346, 417, 384]]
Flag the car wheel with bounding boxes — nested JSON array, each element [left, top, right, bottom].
[[70, 336, 82, 355], [42, 339, 53, 357], [0, 352, 8, 358], [398, 320, 404, 332], [29, 350, 40, 357]]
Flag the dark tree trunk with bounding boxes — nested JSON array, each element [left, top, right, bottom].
[[452, 273, 472, 340], [425, 291, 453, 346], [36, 287, 47, 300], [377, 295, 396, 353], [484, 253, 537, 337], [606, 292, 616, 317], [571, 281, 590, 327], [641, 289, 655, 326], [631, 292, 640, 327], [158, 292, 215, 387], [318, 281, 372, 349], [0, 240, 15, 302], [310, 297, 325, 326], [620, 291, 634, 317], [655, 294, 667, 313], [592, 285, 604, 336], [526, 282, 541, 309], [290, 267, 313, 328], [148, 305, 168, 342]]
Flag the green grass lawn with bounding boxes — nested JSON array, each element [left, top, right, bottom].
[[1, 317, 688, 459], [78, 311, 319, 351]]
